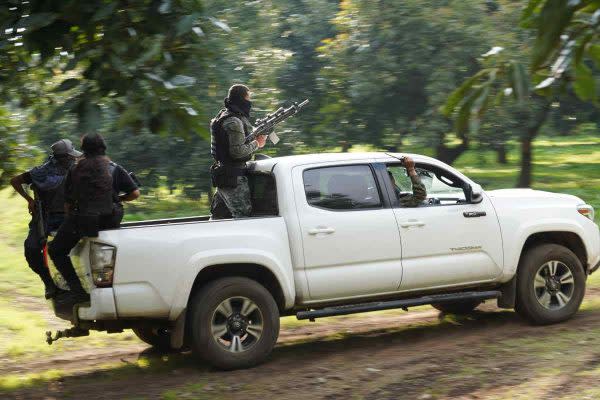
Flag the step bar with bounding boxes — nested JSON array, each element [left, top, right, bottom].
[[296, 290, 502, 320]]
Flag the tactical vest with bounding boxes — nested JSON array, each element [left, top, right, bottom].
[[72, 159, 115, 216], [30, 158, 69, 215], [38, 178, 67, 215], [210, 109, 252, 165]]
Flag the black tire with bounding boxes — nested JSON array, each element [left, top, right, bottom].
[[132, 327, 174, 351], [516, 244, 586, 325], [432, 300, 482, 315], [188, 277, 280, 370]]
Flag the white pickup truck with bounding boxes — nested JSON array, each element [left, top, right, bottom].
[[47, 152, 600, 370]]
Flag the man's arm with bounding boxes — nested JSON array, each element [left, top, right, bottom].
[[223, 117, 262, 159], [115, 165, 140, 202], [120, 189, 140, 202], [10, 173, 35, 214], [399, 157, 427, 208]]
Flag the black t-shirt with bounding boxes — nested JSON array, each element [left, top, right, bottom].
[[112, 164, 138, 197], [22, 171, 33, 185]]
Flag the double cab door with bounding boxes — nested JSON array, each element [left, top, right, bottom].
[[294, 160, 504, 303], [384, 162, 503, 291], [292, 163, 403, 301]]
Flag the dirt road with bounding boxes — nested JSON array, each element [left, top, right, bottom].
[[6, 297, 600, 400]]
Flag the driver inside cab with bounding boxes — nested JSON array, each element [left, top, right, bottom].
[[387, 156, 427, 207]]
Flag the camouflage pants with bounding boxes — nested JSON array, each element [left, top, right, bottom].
[[211, 176, 252, 219]]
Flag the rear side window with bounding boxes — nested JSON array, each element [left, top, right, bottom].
[[303, 165, 382, 210], [248, 173, 278, 216]]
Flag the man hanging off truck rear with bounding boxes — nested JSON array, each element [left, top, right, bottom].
[[10, 139, 81, 300], [48, 133, 140, 304], [210, 84, 267, 219]]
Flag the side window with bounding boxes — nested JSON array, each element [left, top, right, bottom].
[[248, 173, 278, 216], [303, 165, 382, 210], [387, 164, 466, 206]]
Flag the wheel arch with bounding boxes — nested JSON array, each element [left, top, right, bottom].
[[187, 263, 286, 312], [499, 230, 587, 310], [518, 231, 587, 271]]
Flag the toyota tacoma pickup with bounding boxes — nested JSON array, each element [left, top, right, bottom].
[[46, 152, 600, 370]]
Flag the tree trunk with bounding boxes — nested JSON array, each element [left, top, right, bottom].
[[435, 118, 469, 165], [436, 139, 469, 165], [496, 143, 507, 164], [515, 100, 552, 188], [340, 141, 352, 152], [516, 136, 532, 187]]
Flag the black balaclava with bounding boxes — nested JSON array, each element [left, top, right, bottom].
[[224, 84, 252, 117]]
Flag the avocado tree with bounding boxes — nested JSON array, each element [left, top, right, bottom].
[[0, 0, 233, 186], [1, 1, 227, 133], [443, 0, 600, 187]]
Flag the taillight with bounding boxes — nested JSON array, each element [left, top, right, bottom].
[[90, 242, 116, 287], [577, 204, 595, 221]]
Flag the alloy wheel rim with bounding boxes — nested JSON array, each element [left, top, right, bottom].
[[211, 296, 263, 353], [534, 260, 575, 310]]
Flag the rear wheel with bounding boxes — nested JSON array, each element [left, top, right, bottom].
[[516, 244, 586, 325], [188, 277, 280, 370], [132, 327, 173, 351], [432, 300, 481, 315]]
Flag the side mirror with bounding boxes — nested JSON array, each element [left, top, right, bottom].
[[464, 183, 483, 204]]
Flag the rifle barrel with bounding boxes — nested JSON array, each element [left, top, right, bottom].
[[245, 99, 309, 142]]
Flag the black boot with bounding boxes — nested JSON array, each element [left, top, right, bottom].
[[39, 273, 62, 300], [55, 280, 90, 305], [45, 284, 64, 300]]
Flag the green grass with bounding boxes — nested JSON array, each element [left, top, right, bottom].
[[0, 369, 64, 392], [452, 135, 600, 224]]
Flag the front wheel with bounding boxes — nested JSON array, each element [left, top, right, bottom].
[[188, 277, 280, 370], [516, 244, 586, 325]]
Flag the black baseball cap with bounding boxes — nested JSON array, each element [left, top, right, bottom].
[[51, 139, 82, 157]]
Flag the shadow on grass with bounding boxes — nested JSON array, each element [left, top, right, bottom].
[[4, 309, 528, 396]]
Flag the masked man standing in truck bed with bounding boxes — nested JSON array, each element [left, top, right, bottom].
[[210, 84, 267, 219]]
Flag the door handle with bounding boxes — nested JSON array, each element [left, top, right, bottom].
[[308, 227, 336, 235], [400, 220, 425, 228], [463, 211, 487, 218]]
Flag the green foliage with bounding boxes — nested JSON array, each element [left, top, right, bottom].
[[573, 62, 596, 101], [530, 0, 575, 71], [0, 0, 211, 136], [524, 0, 600, 103], [0, 106, 40, 186], [2, 0, 599, 196]]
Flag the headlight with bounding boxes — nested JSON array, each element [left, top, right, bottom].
[[90, 242, 116, 287], [577, 204, 595, 221]]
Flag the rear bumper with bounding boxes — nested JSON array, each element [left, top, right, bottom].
[[78, 288, 118, 321], [50, 288, 116, 322]]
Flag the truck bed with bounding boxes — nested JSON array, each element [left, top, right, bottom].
[[120, 215, 211, 228]]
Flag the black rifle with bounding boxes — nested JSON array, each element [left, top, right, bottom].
[[245, 99, 309, 144], [31, 188, 46, 246]]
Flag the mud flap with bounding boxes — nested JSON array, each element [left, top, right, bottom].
[[170, 309, 186, 349], [497, 277, 517, 309]]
